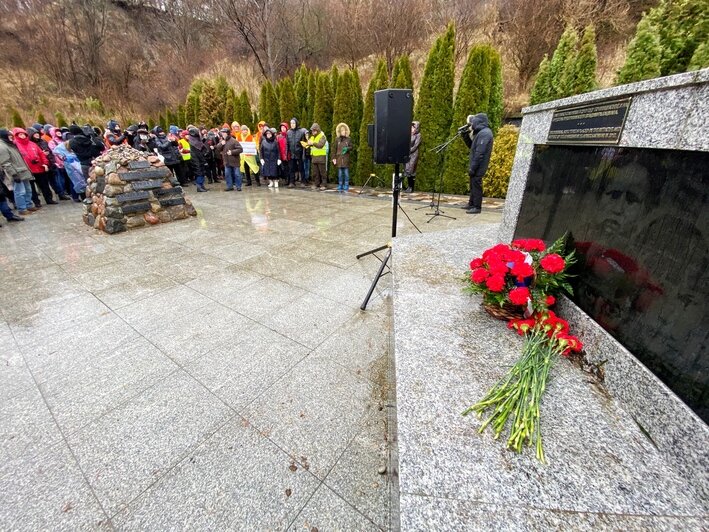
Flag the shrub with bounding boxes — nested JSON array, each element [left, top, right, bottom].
[[483, 125, 519, 199]]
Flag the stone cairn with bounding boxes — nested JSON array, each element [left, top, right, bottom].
[[83, 145, 196, 234]]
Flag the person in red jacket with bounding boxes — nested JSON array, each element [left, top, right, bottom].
[[12, 127, 57, 206], [277, 122, 289, 185]]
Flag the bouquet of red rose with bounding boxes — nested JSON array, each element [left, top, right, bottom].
[[462, 236, 582, 463], [465, 236, 575, 319]]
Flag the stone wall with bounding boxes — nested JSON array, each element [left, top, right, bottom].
[[84, 145, 196, 234]]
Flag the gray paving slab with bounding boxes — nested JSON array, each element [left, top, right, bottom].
[[243, 354, 374, 479], [114, 416, 320, 530], [0, 186, 493, 529], [66, 370, 233, 516], [289, 483, 383, 531], [0, 441, 109, 531]]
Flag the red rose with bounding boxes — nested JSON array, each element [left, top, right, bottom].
[[511, 262, 534, 282], [471, 268, 489, 283], [545, 295, 556, 306], [485, 274, 505, 292], [508, 287, 530, 305], [470, 258, 483, 269], [540, 253, 566, 274]]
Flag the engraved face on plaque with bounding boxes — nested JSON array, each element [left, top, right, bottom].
[[515, 145, 709, 421]]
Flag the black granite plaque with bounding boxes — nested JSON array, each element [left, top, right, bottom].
[[128, 160, 151, 170], [547, 97, 631, 145], [122, 169, 170, 181], [154, 186, 183, 197], [132, 179, 164, 190], [515, 145, 709, 421], [121, 202, 151, 214], [159, 197, 186, 207], [116, 190, 150, 203]]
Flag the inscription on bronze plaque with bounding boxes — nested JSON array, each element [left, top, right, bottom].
[[547, 97, 632, 145]]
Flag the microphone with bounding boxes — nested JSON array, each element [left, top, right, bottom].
[[457, 124, 470, 134]]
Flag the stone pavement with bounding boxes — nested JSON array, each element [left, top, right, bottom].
[[0, 184, 500, 531]]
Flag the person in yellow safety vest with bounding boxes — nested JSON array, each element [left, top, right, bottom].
[[308, 123, 327, 190], [177, 130, 192, 186], [239, 124, 260, 186]]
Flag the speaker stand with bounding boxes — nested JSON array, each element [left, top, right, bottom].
[[358, 173, 385, 195]]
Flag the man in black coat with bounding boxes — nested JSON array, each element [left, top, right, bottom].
[[462, 113, 494, 214], [285, 118, 307, 187]]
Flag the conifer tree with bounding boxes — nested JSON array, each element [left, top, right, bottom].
[[330, 65, 340, 96], [349, 68, 363, 175], [648, 0, 708, 76], [199, 81, 222, 126], [236, 90, 252, 124], [177, 104, 187, 128], [393, 55, 414, 89], [213, 75, 230, 104], [294, 65, 310, 121], [390, 58, 401, 87], [548, 27, 578, 100], [530, 55, 552, 105], [354, 60, 388, 185], [313, 72, 334, 147], [488, 48, 504, 134], [148, 117, 156, 129], [157, 113, 165, 131], [414, 24, 455, 193], [279, 77, 297, 124], [259, 80, 280, 127], [570, 24, 598, 95], [55, 111, 68, 128], [617, 15, 662, 84], [441, 45, 492, 194], [11, 108, 24, 128], [224, 87, 236, 125], [689, 41, 709, 70], [37, 112, 47, 125], [306, 70, 317, 126], [185, 79, 205, 125]]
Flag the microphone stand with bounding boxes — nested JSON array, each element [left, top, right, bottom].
[[423, 132, 461, 222]]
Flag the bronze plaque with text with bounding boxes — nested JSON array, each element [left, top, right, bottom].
[[547, 97, 632, 145]]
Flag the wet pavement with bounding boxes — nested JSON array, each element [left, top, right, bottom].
[[0, 184, 501, 530]]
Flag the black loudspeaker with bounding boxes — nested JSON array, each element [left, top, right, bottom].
[[374, 89, 413, 164], [367, 124, 375, 148]]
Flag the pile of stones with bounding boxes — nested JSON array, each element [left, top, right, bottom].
[[83, 145, 196, 234]]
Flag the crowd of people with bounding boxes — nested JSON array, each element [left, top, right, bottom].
[[0, 116, 357, 226]]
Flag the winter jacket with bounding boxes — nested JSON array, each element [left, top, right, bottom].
[[69, 129, 104, 166], [151, 133, 181, 166], [30, 132, 56, 170], [13, 127, 48, 174], [308, 124, 327, 163], [52, 141, 87, 193], [277, 123, 289, 160], [104, 130, 126, 148], [255, 121, 267, 148], [405, 121, 421, 176], [215, 136, 243, 168], [188, 131, 208, 176], [333, 123, 352, 168], [286, 120, 307, 159], [259, 134, 281, 178], [0, 133, 33, 184], [48, 128, 64, 169], [463, 113, 493, 177]]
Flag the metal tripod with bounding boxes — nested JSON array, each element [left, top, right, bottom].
[[424, 134, 459, 222]]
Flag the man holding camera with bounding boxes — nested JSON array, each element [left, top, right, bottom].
[[462, 113, 493, 215]]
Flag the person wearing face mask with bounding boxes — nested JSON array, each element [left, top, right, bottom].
[[149, 126, 181, 177], [13, 127, 55, 206], [104, 120, 126, 148], [215, 127, 243, 191], [133, 126, 152, 152], [0, 128, 34, 216]]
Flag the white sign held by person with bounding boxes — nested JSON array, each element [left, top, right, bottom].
[[241, 141, 257, 156]]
